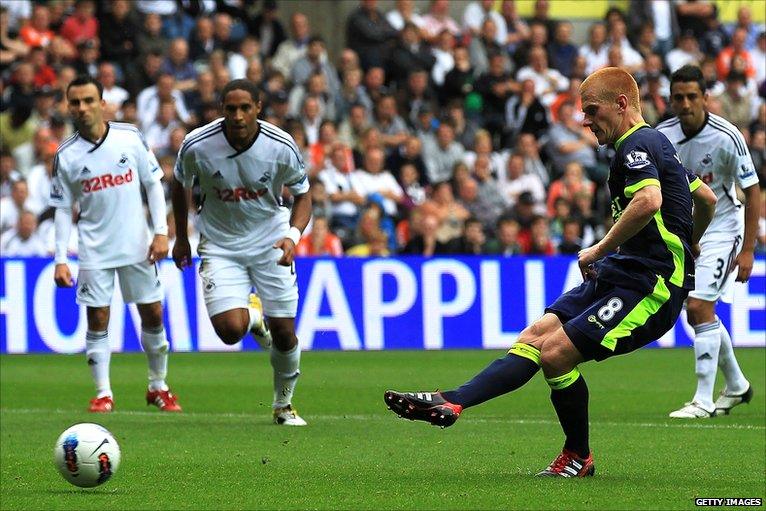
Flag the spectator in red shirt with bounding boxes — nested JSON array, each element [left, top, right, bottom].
[[29, 47, 57, 88], [716, 27, 756, 80], [60, 0, 98, 48], [20, 4, 55, 48], [521, 215, 555, 255], [295, 216, 345, 256]]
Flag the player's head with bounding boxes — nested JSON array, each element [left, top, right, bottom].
[[221, 79, 262, 141], [669, 64, 707, 132], [579, 67, 641, 145], [66, 74, 105, 130]]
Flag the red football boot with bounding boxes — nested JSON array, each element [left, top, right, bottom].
[[146, 389, 182, 412], [88, 396, 114, 413], [536, 449, 595, 477]]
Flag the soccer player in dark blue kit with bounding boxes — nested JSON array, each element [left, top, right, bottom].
[[384, 67, 718, 477]]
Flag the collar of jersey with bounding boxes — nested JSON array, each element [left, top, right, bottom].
[[678, 112, 709, 144], [614, 121, 649, 151]]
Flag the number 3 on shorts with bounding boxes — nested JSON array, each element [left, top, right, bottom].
[[598, 297, 623, 321]]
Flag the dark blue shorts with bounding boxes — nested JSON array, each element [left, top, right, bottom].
[[545, 274, 688, 362]]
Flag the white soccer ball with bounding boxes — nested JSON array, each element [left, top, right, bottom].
[[53, 423, 121, 488]]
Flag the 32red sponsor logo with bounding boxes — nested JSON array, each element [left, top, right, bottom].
[[214, 187, 267, 202], [81, 168, 133, 193]]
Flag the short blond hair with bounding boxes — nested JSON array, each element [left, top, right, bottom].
[[580, 67, 641, 112]]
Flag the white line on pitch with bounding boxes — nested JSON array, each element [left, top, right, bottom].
[[1, 407, 764, 431]]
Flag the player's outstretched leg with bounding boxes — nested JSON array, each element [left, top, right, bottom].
[[248, 294, 272, 350], [269, 317, 306, 426], [714, 319, 752, 416], [384, 342, 542, 427]]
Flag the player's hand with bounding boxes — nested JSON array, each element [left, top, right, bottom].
[[148, 234, 169, 264], [577, 243, 604, 280], [172, 238, 192, 270], [273, 238, 296, 267], [732, 249, 754, 283], [54, 263, 74, 287]]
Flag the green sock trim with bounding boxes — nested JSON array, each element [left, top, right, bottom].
[[546, 367, 581, 390], [507, 343, 541, 366]]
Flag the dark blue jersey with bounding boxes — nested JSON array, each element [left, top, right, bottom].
[[604, 122, 700, 290]]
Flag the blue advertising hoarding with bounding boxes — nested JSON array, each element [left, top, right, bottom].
[[1, 256, 764, 353]]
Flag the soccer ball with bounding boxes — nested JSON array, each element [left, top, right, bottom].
[[53, 423, 121, 488]]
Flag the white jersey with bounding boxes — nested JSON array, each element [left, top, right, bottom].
[[657, 113, 759, 239], [174, 119, 309, 257], [49, 121, 162, 269]]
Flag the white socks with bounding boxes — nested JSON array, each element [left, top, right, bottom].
[[141, 326, 169, 391], [270, 345, 300, 409], [717, 318, 749, 394], [692, 320, 721, 411], [85, 330, 112, 398]]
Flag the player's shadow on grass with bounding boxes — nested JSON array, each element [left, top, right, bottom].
[[43, 488, 121, 496]]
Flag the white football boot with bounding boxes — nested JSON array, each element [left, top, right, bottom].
[[273, 405, 307, 426], [714, 385, 753, 416], [669, 401, 714, 419]]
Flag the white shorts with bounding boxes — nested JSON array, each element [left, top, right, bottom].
[[76, 262, 164, 307], [688, 235, 742, 303], [199, 248, 298, 318]]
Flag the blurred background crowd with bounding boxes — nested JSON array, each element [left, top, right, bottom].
[[0, 0, 764, 259]]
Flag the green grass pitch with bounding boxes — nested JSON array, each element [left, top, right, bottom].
[[1, 349, 764, 510]]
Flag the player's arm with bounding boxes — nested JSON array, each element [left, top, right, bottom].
[[690, 179, 717, 247], [733, 184, 761, 282], [170, 177, 192, 270], [134, 131, 169, 263], [170, 142, 197, 270], [144, 178, 168, 263], [50, 152, 75, 287], [274, 191, 312, 267], [53, 207, 74, 287], [578, 185, 662, 278]]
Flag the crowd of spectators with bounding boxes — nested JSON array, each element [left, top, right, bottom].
[[1, 0, 765, 259]]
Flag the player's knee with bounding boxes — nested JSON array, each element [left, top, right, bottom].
[[137, 302, 163, 328], [86, 307, 110, 331], [540, 337, 575, 374], [213, 324, 246, 345], [519, 319, 546, 344], [270, 325, 297, 350], [686, 300, 714, 326]]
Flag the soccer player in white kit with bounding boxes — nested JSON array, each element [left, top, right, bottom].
[[657, 65, 761, 418], [171, 79, 312, 426], [51, 75, 182, 413]]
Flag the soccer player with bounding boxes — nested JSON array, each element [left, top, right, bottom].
[[171, 79, 311, 426], [51, 75, 181, 413], [384, 67, 718, 477], [658, 65, 760, 419]]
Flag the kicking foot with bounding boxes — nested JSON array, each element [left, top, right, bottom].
[[383, 390, 463, 428]]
